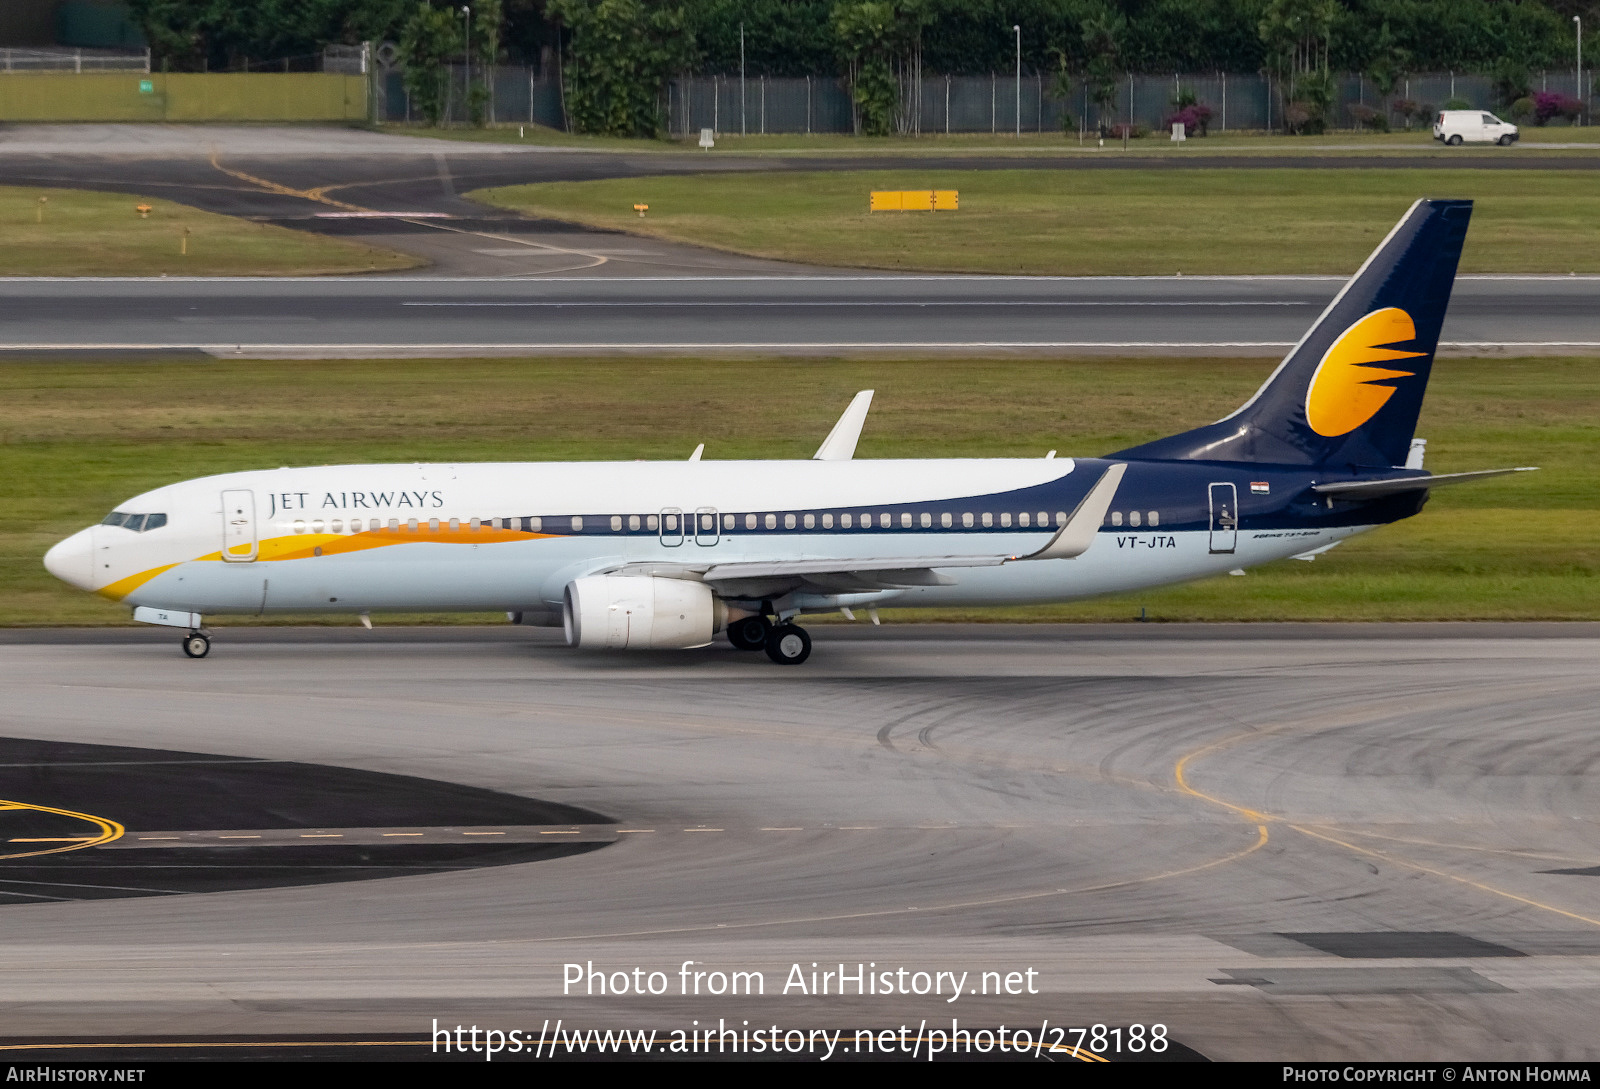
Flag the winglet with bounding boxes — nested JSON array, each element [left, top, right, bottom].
[[813, 390, 874, 461], [1014, 462, 1127, 561], [688, 443, 704, 461]]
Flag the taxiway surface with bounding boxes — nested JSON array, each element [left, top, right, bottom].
[[0, 626, 1596, 1060], [5, 274, 1600, 356]]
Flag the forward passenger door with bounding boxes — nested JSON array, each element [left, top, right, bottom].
[[221, 489, 257, 562]]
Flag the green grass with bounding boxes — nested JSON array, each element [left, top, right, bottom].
[[475, 168, 1600, 275], [0, 187, 418, 276], [3, 355, 1594, 626]]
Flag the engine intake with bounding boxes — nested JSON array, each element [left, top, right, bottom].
[[563, 575, 726, 650]]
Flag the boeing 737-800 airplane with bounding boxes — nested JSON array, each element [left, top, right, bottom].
[[44, 199, 1532, 664]]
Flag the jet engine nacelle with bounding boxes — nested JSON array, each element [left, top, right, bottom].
[[563, 575, 726, 650]]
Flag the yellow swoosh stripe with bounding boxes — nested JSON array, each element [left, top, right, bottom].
[[96, 528, 559, 601], [96, 562, 181, 602]]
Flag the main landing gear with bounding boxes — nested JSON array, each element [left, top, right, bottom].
[[726, 614, 812, 664], [726, 615, 771, 651], [182, 631, 210, 659], [764, 623, 811, 665]]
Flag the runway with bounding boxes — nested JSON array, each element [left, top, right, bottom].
[[0, 625, 1597, 1060], [5, 274, 1600, 357]]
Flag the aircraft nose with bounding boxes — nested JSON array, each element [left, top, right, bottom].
[[44, 528, 94, 591]]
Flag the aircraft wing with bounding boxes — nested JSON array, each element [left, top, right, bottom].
[[1311, 467, 1537, 499], [606, 464, 1128, 598], [613, 555, 1007, 596]]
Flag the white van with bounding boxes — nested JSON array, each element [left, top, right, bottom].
[[1433, 110, 1519, 146]]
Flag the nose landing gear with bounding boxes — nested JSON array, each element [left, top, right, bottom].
[[182, 631, 211, 659]]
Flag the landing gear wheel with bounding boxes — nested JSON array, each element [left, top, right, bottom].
[[182, 632, 210, 659], [1447, 134, 1463, 146], [764, 623, 811, 665], [727, 615, 772, 651]]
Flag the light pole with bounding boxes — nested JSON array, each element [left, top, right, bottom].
[[740, 22, 746, 137], [460, 6, 471, 127], [1013, 25, 1021, 138], [1577, 16, 1585, 126]]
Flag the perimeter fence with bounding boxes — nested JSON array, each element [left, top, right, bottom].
[[662, 71, 1593, 135], [373, 66, 1593, 134], [0, 48, 148, 72], [14, 58, 1579, 132], [377, 65, 563, 127]]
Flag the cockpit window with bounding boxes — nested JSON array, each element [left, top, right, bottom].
[[101, 511, 165, 532]]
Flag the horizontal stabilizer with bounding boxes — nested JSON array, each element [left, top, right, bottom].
[[1312, 467, 1537, 499], [1289, 541, 1343, 561]]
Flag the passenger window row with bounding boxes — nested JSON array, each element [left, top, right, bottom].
[[283, 508, 1129, 537], [290, 517, 462, 534], [289, 517, 557, 535], [484, 511, 1077, 533], [1108, 511, 1160, 527]]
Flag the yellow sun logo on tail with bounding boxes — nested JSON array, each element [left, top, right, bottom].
[[1305, 308, 1426, 437]]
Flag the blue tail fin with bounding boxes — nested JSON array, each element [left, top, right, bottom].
[[1113, 198, 1472, 468]]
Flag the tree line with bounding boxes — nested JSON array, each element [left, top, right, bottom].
[[126, 0, 1596, 135]]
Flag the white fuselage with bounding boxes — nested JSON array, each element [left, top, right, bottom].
[[46, 457, 1368, 621]]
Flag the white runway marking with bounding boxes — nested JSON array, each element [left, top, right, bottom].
[[11, 341, 1600, 355], [399, 300, 1314, 308]]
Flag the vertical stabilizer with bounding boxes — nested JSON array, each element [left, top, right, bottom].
[[1113, 199, 1472, 468]]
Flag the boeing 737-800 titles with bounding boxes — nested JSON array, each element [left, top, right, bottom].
[[44, 199, 1532, 664]]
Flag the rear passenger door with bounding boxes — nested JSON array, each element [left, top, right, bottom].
[[1208, 483, 1238, 554]]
